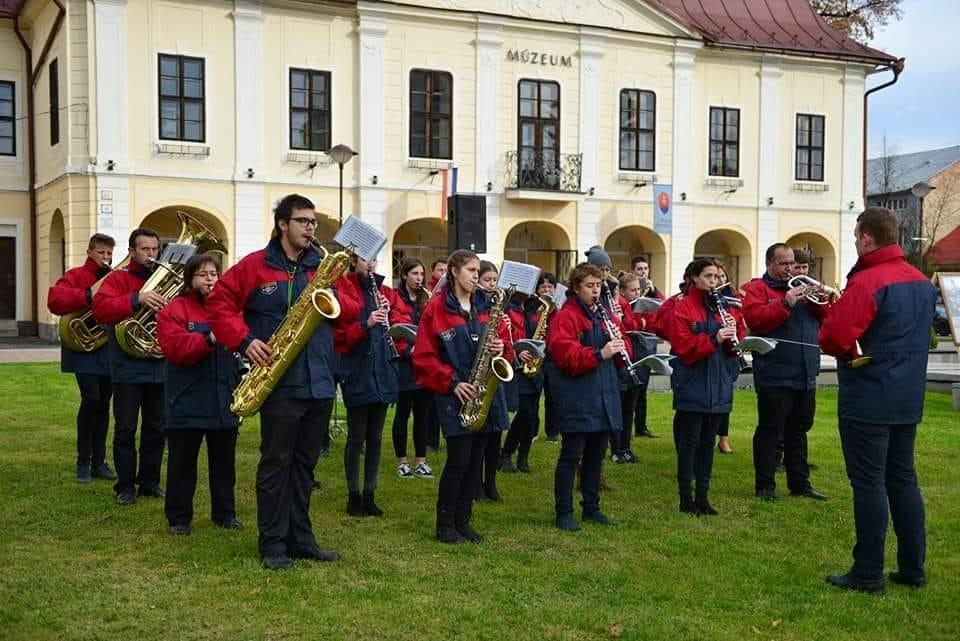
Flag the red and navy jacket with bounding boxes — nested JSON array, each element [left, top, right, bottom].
[[156, 290, 240, 431], [618, 303, 657, 391], [665, 286, 745, 414], [333, 271, 411, 407], [206, 238, 361, 403], [652, 292, 682, 341], [509, 296, 550, 396], [394, 285, 428, 392], [546, 296, 631, 433], [47, 257, 110, 376], [819, 245, 936, 424], [412, 285, 513, 437], [91, 261, 165, 384], [742, 274, 827, 391]]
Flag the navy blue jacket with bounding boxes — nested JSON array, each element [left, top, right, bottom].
[[412, 285, 512, 437], [395, 285, 427, 392], [91, 261, 165, 384], [156, 291, 240, 430], [48, 257, 111, 376], [819, 245, 936, 424], [206, 238, 361, 403], [512, 297, 549, 396], [545, 298, 629, 433], [742, 274, 826, 391]]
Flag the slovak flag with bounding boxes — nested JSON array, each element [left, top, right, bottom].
[[440, 167, 458, 222]]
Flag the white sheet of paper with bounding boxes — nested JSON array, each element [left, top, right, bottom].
[[334, 216, 387, 262]]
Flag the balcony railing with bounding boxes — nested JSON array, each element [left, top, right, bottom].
[[505, 150, 583, 193]]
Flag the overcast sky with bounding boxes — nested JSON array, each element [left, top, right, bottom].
[[865, 0, 960, 158]]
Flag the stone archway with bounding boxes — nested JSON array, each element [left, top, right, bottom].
[[786, 232, 837, 285], [504, 220, 575, 279], [140, 205, 229, 264], [49, 209, 65, 285], [694, 229, 753, 287], [603, 225, 667, 290], [392, 218, 447, 281]]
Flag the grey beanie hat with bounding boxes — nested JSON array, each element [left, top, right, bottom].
[[585, 245, 612, 269]]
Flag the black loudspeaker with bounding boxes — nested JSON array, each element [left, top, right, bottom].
[[447, 194, 487, 253]]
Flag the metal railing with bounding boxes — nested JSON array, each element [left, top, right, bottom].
[[505, 150, 583, 193]]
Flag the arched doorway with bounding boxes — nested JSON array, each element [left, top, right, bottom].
[[504, 221, 575, 279], [392, 218, 447, 280], [603, 225, 667, 290], [140, 206, 229, 264], [49, 209, 65, 285], [786, 232, 837, 285], [694, 229, 752, 287]]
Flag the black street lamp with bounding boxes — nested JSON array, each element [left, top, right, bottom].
[[329, 144, 357, 228], [911, 181, 935, 269]]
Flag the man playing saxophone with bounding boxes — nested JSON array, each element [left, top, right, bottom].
[[47, 233, 118, 484], [206, 194, 360, 570], [92, 228, 169, 506]]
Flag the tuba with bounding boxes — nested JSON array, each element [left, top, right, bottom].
[[58, 256, 129, 352], [230, 240, 349, 418], [115, 212, 227, 359], [521, 295, 555, 378], [459, 287, 515, 432]]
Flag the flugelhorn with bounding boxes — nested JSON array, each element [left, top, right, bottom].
[[787, 275, 839, 305]]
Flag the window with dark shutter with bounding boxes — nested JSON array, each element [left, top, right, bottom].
[[795, 114, 825, 182], [619, 89, 655, 171], [49, 59, 59, 146]]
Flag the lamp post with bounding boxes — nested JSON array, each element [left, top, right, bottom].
[[910, 181, 935, 270], [329, 144, 357, 228]]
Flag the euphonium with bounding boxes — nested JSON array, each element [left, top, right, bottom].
[[230, 241, 350, 418], [115, 211, 227, 359], [521, 294, 555, 378], [57, 256, 129, 352], [459, 286, 515, 432]]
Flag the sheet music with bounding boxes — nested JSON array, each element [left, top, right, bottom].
[[334, 216, 387, 262], [631, 297, 663, 313], [159, 243, 197, 265], [498, 260, 541, 295], [552, 282, 568, 308]]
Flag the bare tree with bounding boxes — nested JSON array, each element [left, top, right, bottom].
[[922, 169, 960, 272], [810, 0, 904, 43], [869, 135, 901, 197]]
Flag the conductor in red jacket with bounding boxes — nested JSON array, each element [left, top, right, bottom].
[[47, 233, 118, 484]]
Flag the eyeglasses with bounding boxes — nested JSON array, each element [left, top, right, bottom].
[[290, 217, 319, 228], [776, 261, 796, 267]]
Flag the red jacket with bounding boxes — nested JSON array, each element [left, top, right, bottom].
[[666, 286, 745, 367], [48, 257, 108, 315], [652, 292, 682, 341], [333, 271, 412, 354]]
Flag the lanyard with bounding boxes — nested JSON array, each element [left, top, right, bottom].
[[286, 263, 298, 310]]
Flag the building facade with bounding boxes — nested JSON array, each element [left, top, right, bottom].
[[0, 0, 896, 338]]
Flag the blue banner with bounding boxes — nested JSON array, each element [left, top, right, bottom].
[[653, 184, 673, 235]]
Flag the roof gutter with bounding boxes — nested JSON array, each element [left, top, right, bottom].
[[12, 0, 66, 337], [862, 57, 904, 198]]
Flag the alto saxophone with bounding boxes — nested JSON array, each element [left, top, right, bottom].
[[521, 295, 555, 378], [459, 287, 515, 432], [230, 241, 351, 418]]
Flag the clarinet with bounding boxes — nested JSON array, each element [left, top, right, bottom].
[[368, 272, 399, 360], [596, 296, 643, 385], [709, 288, 748, 372]]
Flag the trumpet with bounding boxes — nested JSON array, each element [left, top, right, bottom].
[[787, 275, 839, 305]]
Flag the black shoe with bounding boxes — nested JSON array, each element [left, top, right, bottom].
[[826, 573, 885, 594], [262, 554, 293, 571], [362, 490, 384, 517], [582, 511, 617, 526], [516, 455, 531, 474], [90, 463, 117, 480], [456, 522, 483, 543], [168, 524, 191, 536], [76, 463, 92, 484], [695, 496, 719, 516], [346, 492, 367, 517], [214, 517, 244, 530], [638, 429, 659, 439], [623, 449, 639, 464], [756, 488, 778, 502], [138, 484, 165, 499], [312, 479, 322, 490], [790, 486, 828, 501], [436, 526, 465, 544], [556, 514, 581, 531], [116, 489, 136, 506], [499, 454, 519, 473], [888, 571, 926, 588], [680, 495, 698, 515], [484, 485, 502, 502], [290, 546, 340, 562], [317, 448, 330, 458]]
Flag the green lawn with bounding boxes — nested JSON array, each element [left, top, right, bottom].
[[0, 363, 957, 641]]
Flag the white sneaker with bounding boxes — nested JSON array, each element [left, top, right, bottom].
[[397, 463, 413, 478], [414, 462, 434, 478]]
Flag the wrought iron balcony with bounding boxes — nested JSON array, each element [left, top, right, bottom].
[[505, 150, 583, 194]]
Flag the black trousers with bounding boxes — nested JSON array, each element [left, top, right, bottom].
[[633, 381, 650, 435], [257, 397, 333, 558], [164, 428, 237, 527], [75, 373, 112, 466], [426, 396, 441, 450], [554, 431, 609, 516], [392, 389, 429, 459], [839, 420, 926, 581], [543, 383, 559, 438], [616, 387, 640, 452], [112, 382, 166, 494], [345, 402, 387, 493], [753, 388, 815, 493], [437, 432, 488, 514], [673, 411, 722, 495], [481, 430, 501, 491], [503, 392, 540, 458], [717, 414, 730, 437]]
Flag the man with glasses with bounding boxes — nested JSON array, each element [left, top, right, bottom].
[[208, 193, 360, 570], [741, 243, 828, 503]]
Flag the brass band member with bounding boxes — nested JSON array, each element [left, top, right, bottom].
[[630, 256, 663, 439], [207, 194, 360, 570], [47, 233, 118, 484], [476, 260, 511, 502], [156, 253, 242, 535], [92, 228, 168, 506], [714, 264, 736, 455]]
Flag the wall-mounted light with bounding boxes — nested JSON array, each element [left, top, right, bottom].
[[246, 168, 255, 179], [308, 162, 318, 170], [848, 200, 855, 210], [766, 196, 774, 206], [371, 175, 379, 185], [106, 160, 115, 172], [588, 187, 595, 197], [680, 192, 687, 201], [634, 181, 648, 189], [723, 187, 738, 194], [486, 181, 493, 192]]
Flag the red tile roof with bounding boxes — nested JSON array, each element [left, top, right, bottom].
[[653, 0, 897, 65], [930, 225, 960, 267]]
